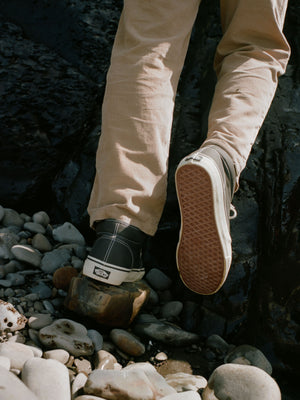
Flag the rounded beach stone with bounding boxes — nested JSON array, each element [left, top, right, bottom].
[[53, 265, 78, 290], [0, 342, 35, 370], [0, 299, 27, 331], [145, 268, 172, 291], [0, 355, 11, 370], [2, 208, 24, 227], [161, 301, 183, 320], [94, 349, 118, 370], [165, 372, 207, 392], [72, 372, 88, 398], [27, 345, 43, 358], [87, 329, 104, 352], [44, 349, 70, 364], [39, 318, 94, 357], [0, 365, 38, 400], [202, 364, 281, 400], [84, 369, 155, 400], [40, 248, 71, 274], [133, 314, 200, 346], [52, 222, 85, 245], [110, 328, 145, 357], [28, 313, 53, 330], [23, 222, 46, 234], [225, 344, 272, 375], [32, 211, 50, 227], [0, 231, 19, 250], [124, 362, 176, 398], [22, 357, 71, 400], [75, 358, 92, 375], [32, 233, 52, 252], [11, 244, 41, 267], [206, 334, 230, 354]]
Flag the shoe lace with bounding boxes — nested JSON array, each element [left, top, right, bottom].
[[229, 204, 237, 219]]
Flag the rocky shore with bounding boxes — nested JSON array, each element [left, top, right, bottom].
[[0, 205, 295, 399]]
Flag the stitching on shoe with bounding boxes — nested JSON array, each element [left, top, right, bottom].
[[104, 222, 118, 262]]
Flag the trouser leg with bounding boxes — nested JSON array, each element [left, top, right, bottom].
[[203, 0, 290, 188], [88, 0, 200, 235]]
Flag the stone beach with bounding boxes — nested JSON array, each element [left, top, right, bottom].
[[0, 205, 292, 399]]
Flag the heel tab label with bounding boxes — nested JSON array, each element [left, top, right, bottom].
[[93, 266, 111, 280]]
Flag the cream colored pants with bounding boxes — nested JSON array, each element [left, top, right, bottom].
[[88, 0, 290, 236]]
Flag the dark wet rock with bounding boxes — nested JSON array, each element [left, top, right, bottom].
[[133, 314, 200, 347]]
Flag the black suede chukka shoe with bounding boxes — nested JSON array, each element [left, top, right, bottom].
[[83, 219, 148, 286]]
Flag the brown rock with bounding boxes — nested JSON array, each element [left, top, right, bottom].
[[64, 276, 150, 328], [53, 266, 78, 290]]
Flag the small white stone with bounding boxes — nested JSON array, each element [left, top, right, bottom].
[[0, 299, 27, 332], [22, 357, 71, 400], [124, 362, 176, 398], [94, 349, 118, 370], [72, 372, 88, 397], [52, 222, 85, 245], [0, 365, 38, 400], [11, 244, 41, 267], [165, 372, 207, 392], [0, 342, 35, 370], [84, 369, 155, 400], [74, 358, 92, 375], [7, 330, 26, 344], [0, 355, 11, 370], [155, 352, 168, 362], [44, 349, 70, 364], [27, 345, 43, 358]]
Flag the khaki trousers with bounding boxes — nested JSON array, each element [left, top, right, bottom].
[[88, 0, 290, 236]]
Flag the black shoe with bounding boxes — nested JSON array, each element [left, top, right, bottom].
[[82, 219, 148, 286]]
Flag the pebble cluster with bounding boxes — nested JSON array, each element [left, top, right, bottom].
[[0, 205, 282, 399]]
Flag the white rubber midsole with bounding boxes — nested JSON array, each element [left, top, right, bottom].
[[83, 256, 145, 286], [176, 151, 232, 286]]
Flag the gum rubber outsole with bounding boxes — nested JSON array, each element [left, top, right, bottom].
[[176, 163, 226, 295]]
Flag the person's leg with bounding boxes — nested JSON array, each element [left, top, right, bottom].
[[176, 0, 290, 295], [88, 0, 201, 237], [205, 0, 290, 184], [85, 0, 201, 285]]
